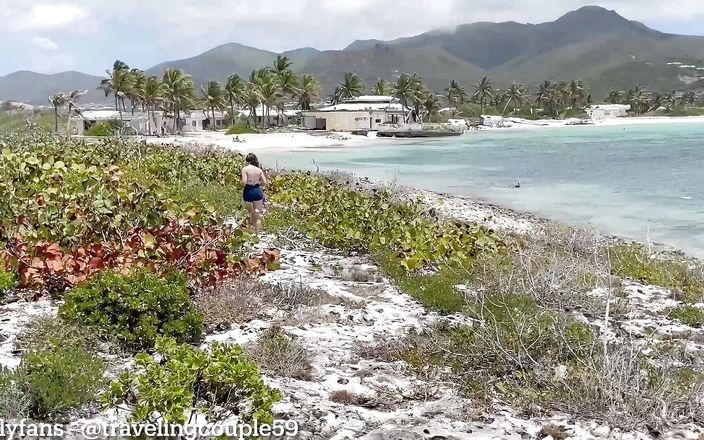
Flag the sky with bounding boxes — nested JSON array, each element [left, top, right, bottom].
[[1, 0, 704, 76]]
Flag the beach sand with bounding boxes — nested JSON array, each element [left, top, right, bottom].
[[143, 115, 704, 153]]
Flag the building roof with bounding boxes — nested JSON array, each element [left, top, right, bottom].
[[80, 110, 144, 121], [589, 104, 630, 110], [348, 95, 397, 103]]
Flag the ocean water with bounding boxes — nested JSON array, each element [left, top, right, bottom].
[[258, 123, 704, 257]]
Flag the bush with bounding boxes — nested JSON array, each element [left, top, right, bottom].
[[269, 173, 504, 271], [226, 124, 256, 135], [0, 367, 31, 419], [670, 305, 704, 328], [610, 244, 704, 301], [19, 344, 105, 420], [0, 270, 15, 294], [104, 337, 282, 424], [17, 315, 102, 353], [84, 121, 117, 137], [60, 269, 204, 350], [247, 325, 313, 381]]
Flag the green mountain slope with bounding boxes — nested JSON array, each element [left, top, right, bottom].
[[297, 44, 486, 95], [145, 42, 281, 87], [0, 71, 106, 105], [4, 6, 704, 104]]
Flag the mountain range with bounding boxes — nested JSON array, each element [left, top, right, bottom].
[[3, 6, 704, 105]]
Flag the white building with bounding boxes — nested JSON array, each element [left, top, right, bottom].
[[302, 96, 408, 131], [586, 104, 630, 120]]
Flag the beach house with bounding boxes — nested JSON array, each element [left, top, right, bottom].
[[586, 104, 630, 120], [302, 96, 408, 131]]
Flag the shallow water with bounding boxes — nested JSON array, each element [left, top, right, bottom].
[[258, 123, 704, 257]]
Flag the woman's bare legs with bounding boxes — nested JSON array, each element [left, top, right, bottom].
[[245, 202, 255, 230], [252, 200, 265, 234]]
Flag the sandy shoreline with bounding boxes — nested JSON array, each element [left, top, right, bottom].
[[141, 114, 704, 154]]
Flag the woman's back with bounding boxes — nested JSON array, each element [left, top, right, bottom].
[[242, 164, 264, 186]]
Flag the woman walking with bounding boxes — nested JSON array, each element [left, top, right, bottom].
[[241, 153, 267, 234]]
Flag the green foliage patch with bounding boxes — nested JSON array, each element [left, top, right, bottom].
[[670, 305, 704, 328], [20, 344, 105, 420], [269, 173, 503, 271], [0, 270, 15, 294], [226, 124, 256, 135], [60, 269, 204, 350], [104, 337, 281, 424], [610, 244, 704, 302]]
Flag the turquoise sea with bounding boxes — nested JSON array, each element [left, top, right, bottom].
[[258, 123, 704, 257]]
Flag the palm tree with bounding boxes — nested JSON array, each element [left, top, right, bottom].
[[606, 90, 624, 104], [298, 74, 320, 110], [275, 70, 299, 125], [224, 74, 246, 125], [536, 81, 562, 117], [242, 85, 262, 128], [444, 80, 467, 107], [680, 91, 697, 107], [371, 79, 391, 96], [47, 93, 68, 133], [142, 76, 166, 135], [568, 80, 587, 108], [393, 73, 421, 121], [663, 90, 677, 109], [200, 81, 227, 130], [126, 69, 146, 115], [334, 73, 365, 104], [501, 82, 527, 114], [271, 56, 299, 125], [98, 60, 132, 112], [162, 69, 195, 132], [472, 76, 494, 109], [65, 90, 86, 139], [250, 69, 280, 128], [423, 91, 441, 121]]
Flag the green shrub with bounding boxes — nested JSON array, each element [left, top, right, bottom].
[[84, 121, 117, 137], [609, 244, 704, 301], [0, 270, 15, 294], [17, 315, 102, 353], [670, 305, 704, 328], [19, 344, 105, 420], [226, 124, 256, 135], [0, 367, 30, 419], [60, 269, 204, 350], [270, 173, 503, 272], [104, 337, 281, 424]]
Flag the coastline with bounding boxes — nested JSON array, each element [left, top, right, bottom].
[[141, 114, 704, 153]]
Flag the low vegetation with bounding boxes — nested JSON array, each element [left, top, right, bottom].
[[609, 244, 704, 302], [1, 317, 106, 421], [247, 325, 313, 381], [269, 172, 504, 271], [20, 343, 105, 420], [60, 269, 204, 350], [226, 124, 256, 135], [104, 337, 281, 424]]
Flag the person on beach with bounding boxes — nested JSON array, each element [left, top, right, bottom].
[[241, 153, 267, 234]]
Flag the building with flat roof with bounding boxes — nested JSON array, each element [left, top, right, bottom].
[[302, 95, 409, 131], [587, 104, 630, 120]]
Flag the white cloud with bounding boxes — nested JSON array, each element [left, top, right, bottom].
[[31, 36, 59, 52], [16, 3, 89, 31]]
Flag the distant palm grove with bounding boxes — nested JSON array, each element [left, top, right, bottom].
[[42, 56, 704, 134]]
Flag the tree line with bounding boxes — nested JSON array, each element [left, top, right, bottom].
[[605, 87, 699, 114], [46, 60, 704, 135]]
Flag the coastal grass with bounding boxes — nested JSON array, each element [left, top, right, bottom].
[[609, 244, 704, 303], [226, 124, 257, 135]]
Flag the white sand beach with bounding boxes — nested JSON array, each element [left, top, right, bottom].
[[144, 130, 377, 153], [142, 115, 704, 154]]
